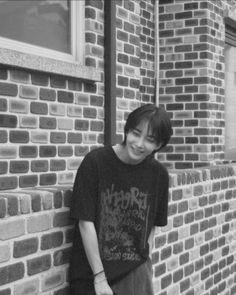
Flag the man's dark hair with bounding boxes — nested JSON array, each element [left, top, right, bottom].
[[123, 103, 172, 151]]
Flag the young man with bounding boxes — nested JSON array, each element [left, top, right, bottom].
[[69, 104, 172, 295]]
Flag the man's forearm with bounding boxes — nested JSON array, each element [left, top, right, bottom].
[[79, 220, 113, 295], [79, 220, 104, 274], [148, 227, 155, 257]]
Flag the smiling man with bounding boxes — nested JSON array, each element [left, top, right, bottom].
[[69, 103, 173, 295]]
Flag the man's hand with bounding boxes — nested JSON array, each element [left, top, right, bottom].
[[94, 277, 113, 295]]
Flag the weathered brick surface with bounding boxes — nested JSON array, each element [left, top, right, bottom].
[[41, 231, 63, 250], [13, 278, 39, 295], [0, 164, 235, 293], [41, 270, 64, 291], [0, 0, 236, 294], [13, 237, 38, 258], [0, 263, 24, 286], [27, 254, 51, 275]]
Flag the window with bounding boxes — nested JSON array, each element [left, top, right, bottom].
[[225, 17, 236, 160], [0, 0, 100, 80], [0, 0, 84, 63]]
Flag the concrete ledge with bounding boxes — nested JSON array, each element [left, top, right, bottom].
[[0, 48, 102, 82]]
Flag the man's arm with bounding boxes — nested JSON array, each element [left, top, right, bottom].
[[79, 220, 113, 295], [148, 227, 155, 258]]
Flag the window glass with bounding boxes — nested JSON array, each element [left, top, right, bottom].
[[0, 0, 71, 54], [225, 44, 236, 159]]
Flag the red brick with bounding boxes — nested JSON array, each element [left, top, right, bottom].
[[0, 176, 17, 190], [39, 117, 57, 129], [31, 160, 48, 172], [50, 132, 66, 144], [10, 131, 29, 143], [0, 162, 8, 174], [0, 68, 8, 80], [10, 69, 30, 83], [5, 195, 18, 216], [27, 254, 51, 275], [19, 85, 38, 99], [39, 173, 57, 186], [0, 145, 17, 159], [31, 72, 49, 86], [53, 211, 71, 227], [31, 194, 41, 212], [0, 262, 24, 286], [154, 263, 166, 277], [68, 132, 82, 144], [75, 120, 89, 131], [53, 191, 63, 209], [85, 57, 96, 67], [19, 116, 38, 128], [0, 98, 7, 111], [58, 91, 74, 103], [83, 107, 97, 118], [41, 231, 63, 250], [19, 146, 38, 158], [50, 76, 66, 88], [9, 99, 29, 113], [0, 82, 18, 96], [84, 82, 96, 93], [0, 114, 17, 128], [53, 247, 71, 266], [63, 189, 72, 207], [0, 131, 7, 143], [39, 146, 56, 157], [30, 101, 48, 114], [40, 88, 56, 101], [42, 270, 64, 291], [68, 79, 82, 91], [161, 273, 172, 289], [0, 198, 7, 218], [58, 146, 73, 157], [19, 175, 38, 188], [50, 159, 66, 171], [14, 237, 38, 258], [90, 120, 104, 132]]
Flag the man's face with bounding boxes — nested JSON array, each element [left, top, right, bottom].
[[124, 120, 160, 164]]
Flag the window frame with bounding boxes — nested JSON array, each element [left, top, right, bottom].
[[0, 0, 101, 81]]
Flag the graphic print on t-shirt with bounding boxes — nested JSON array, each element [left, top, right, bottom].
[[98, 183, 150, 262]]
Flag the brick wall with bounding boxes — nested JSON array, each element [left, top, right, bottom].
[[0, 186, 73, 294], [153, 165, 236, 295], [158, 0, 235, 169], [116, 0, 157, 138], [0, 0, 158, 190], [0, 68, 104, 190], [1, 164, 236, 295], [1, 0, 236, 294]]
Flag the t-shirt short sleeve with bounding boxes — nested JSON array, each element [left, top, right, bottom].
[[70, 152, 98, 222], [154, 166, 169, 227]]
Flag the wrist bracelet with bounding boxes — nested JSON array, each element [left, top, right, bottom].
[[93, 270, 104, 277], [94, 276, 107, 284]]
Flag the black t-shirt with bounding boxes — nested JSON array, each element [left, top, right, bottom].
[[69, 146, 169, 284]]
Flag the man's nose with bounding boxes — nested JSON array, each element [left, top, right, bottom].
[[136, 136, 145, 148]]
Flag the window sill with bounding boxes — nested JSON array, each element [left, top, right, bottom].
[[0, 48, 101, 82]]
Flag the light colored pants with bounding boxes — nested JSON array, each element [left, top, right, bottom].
[[111, 258, 154, 295]]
